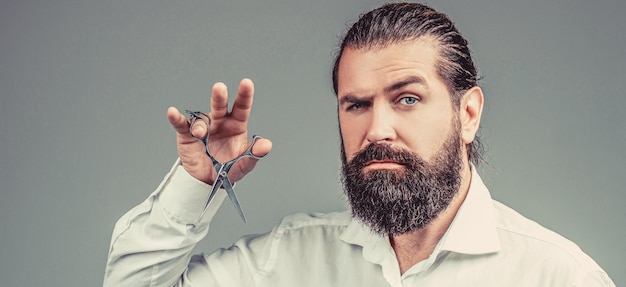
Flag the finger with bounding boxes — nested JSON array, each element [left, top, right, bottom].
[[167, 107, 191, 135], [210, 82, 229, 120], [232, 138, 272, 180], [231, 78, 254, 123], [251, 138, 272, 158], [190, 120, 208, 139], [167, 106, 208, 139]]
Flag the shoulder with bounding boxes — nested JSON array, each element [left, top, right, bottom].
[[492, 200, 606, 276], [255, 211, 355, 255], [275, 211, 353, 232], [225, 211, 353, 267], [493, 201, 578, 249]]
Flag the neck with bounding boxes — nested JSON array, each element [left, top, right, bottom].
[[390, 162, 473, 274]]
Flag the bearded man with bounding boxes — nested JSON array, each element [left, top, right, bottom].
[[104, 3, 614, 286]]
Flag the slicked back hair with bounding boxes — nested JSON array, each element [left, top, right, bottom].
[[332, 2, 483, 166]]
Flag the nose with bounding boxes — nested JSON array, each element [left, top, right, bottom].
[[366, 104, 396, 144]]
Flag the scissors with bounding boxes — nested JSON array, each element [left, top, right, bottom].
[[185, 110, 264, 224]]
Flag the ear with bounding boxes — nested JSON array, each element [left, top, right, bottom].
[[459, 86, 484, 145]]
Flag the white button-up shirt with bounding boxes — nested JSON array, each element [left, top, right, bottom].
[[104, 161, 614, 286]]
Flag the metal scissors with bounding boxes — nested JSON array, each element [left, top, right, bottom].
[[185, 110, 264, 224]]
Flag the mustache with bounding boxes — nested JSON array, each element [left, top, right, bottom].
[[348, 143, 426, 169]]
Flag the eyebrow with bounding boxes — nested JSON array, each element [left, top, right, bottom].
[[339, 94, 371, 106], [383, 75, 427, 94]]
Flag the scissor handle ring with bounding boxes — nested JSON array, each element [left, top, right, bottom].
[[185, 110, 211, 140], [185, 110, 220, 162], [242, 135, 265, 160]]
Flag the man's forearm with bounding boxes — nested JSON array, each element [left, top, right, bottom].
[[103, 160, 226, 286]]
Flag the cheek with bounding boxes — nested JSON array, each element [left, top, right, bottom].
[[339, 115, 366, 159], [397, 114, 450, 158]]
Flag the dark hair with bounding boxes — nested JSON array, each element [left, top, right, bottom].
[[332, 2, 483, 165]]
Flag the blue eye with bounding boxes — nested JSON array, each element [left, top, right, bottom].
[[400, 97, 419, 105]]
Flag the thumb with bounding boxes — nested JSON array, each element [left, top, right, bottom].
[[251, 138, 272, 158]]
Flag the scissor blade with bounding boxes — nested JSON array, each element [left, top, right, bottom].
[[222, 178, 246, 223], [197, 176, 223, 224]]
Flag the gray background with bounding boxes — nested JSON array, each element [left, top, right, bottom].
[[1, 0, 624, 286]]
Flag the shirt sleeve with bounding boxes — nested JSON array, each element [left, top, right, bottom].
[[103, 159, 229, 286]]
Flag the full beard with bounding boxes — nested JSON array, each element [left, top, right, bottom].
[[340, 122, 464, 236]]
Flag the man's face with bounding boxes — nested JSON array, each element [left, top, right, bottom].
[[337, 38, 457, 164], [337, 39, 465, 234]]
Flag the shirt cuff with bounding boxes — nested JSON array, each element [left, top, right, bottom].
[[157, 159, 227, 225]]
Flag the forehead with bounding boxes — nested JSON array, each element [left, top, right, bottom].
[[337, 38, 445, 97]]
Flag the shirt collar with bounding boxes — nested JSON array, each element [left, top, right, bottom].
[[340, 166, 501, 256], [439, 166, 501, 254], [340, 217, 391, 263], [340, 216, 402, 284]]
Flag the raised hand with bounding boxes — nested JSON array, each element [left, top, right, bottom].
[[166, 78, 272, 185]]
